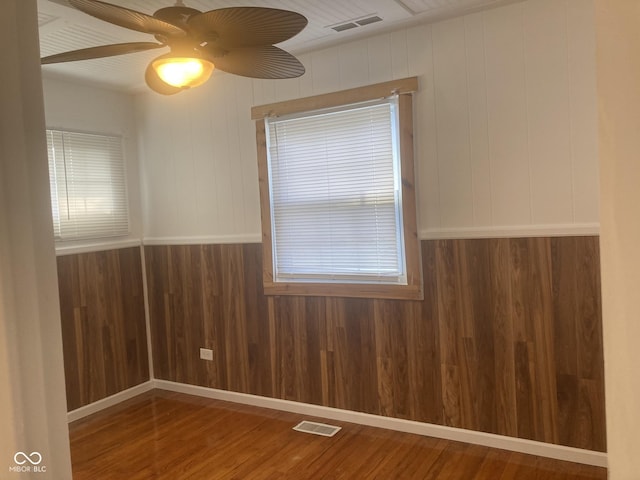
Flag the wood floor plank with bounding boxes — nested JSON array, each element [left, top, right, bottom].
[[69, 390, 607, 480]]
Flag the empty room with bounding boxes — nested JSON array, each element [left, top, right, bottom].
[[1, 0, 639, 478]]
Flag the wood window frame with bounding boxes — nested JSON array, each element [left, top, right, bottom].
[[251, 77, 422, 300]]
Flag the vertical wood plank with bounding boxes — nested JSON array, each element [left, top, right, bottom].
[[510, 238, 559, 444], [199, 244, 218, 387], [411, 241, 443, 425], [302, 297, 325, 406], [57, 247, 149, 411], [222, 244, 249, 393], [465, 239, 497, 434], [273, 296, 296, 401], [575, 237, 606, 451], [58, 255, 81, 409], [490, 238, 517, 437], [242, 244, 271, 397], [144, 238, 606, 452], [436, 240, 464, 428], [374, 299, 395, 417]]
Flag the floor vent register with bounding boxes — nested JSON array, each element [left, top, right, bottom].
[[293, 421, 342, 437]]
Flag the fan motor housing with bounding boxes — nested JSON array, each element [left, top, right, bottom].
[[153, 6, 201, 27]]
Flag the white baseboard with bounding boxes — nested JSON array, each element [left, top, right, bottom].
[[67, 381, 154, 423], [153, 379, 607, 469]]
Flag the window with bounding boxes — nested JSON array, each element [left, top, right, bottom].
[[253, 77, 422, 300], [46, 129, 129, 240]]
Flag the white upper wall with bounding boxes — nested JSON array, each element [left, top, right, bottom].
[[137, 0, 598, 242], [41, 75, 144, 248]]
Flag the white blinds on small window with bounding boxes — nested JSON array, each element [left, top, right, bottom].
[[265, 98, 406, 285], [46, 129, 129, 240]]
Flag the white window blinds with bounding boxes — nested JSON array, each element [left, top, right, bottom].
[[265, 97, 407, 285], [46, 129, 129, 240]]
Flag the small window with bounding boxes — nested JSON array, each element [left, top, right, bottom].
[[46, 129, 129, 241], [266, 98, 405, 284], [253, 78, 422, 300]]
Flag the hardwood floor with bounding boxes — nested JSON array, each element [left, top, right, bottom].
[[69, 390, 606, 479]]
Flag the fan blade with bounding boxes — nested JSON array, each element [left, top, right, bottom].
[[41, 42, 164, 65], [205, 45, 305, 79], [69, 0, 186, 37], [144, 62, 183, 96], [188, 7, 307, 49]]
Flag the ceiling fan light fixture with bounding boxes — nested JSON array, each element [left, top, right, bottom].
[[152, 56, 214, 88], [44, 1, 309, 93]]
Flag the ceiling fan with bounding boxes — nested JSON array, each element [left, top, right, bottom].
[[41, 0, 308, 95]]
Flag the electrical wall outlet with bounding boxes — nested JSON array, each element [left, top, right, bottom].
[[199, 348, 213, 361]]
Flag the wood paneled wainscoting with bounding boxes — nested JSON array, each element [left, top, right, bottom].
[[144, 237, 605, 452], [57, 246, 150, 411]]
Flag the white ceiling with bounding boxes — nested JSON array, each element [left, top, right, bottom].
[[37, 0, 523, 92]]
